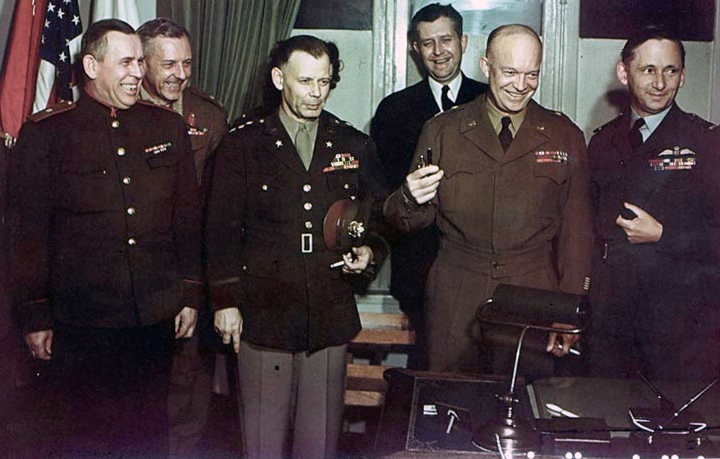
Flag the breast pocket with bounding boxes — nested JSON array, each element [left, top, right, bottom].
[[325, 170, 359, 200], [58, 161, 116, 211], [439, 159, 481, 214], [531, 162, 570, 213], [144, 152, 179, 201]]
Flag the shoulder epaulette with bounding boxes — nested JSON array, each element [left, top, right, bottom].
[[229, 115, 264, 133], [28, 100, 75, 122], [688, 112, 713, 130], [593, 113, 623, 134], [186, 86, 225, 110]]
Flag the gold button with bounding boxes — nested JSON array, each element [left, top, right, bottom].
[[303, 202, 312, 211], [305, 221, 313, 229], [122, 177, 131, 185], [261, 184, 268, 191], [343, 183, 350, 189], [117, 147, 126, 156], [303, 184, 312, 192], [128, 238, 137, 246], [111, 120, 120, 128], [126, 207, 136, 215]]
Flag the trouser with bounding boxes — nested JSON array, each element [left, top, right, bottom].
[[237, 341, 347, 459], [589, 252, 720, 382], [51, 321, 175, 459], [168, 331, 215, 458]]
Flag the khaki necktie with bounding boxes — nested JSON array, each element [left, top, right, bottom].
[[296, 123, 313, 170]]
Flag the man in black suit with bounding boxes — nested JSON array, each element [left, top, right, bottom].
[[370, 3, 487, 369]]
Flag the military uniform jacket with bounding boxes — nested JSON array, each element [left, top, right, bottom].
[[5, 94, 202, 332], [384, 96, 593, 295], [589, 104, 720, 267], [371, 75, 488, 304], [206, 110, 388, 353], [182, 86, 228, 184]]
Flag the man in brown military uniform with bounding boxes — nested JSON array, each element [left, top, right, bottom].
[[384, 24, 592, 376], [5, 20, 201, 458], [206, 35, 387, 459], [137, 18, 228, 458]]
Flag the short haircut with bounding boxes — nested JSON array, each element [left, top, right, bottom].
[[137, 17, 191, 56], [621, 26, 685, 67], [409, 3, 463, 44], [485, 24, 542, 60], [268, 35, 341, 89], [80, 19, 136, 62]]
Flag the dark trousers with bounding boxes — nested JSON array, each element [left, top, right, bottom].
[[589, 251, 720, 382], [51, 321, 175, 459]]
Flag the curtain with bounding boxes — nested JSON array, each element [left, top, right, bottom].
[[157, 0, 302, 123]]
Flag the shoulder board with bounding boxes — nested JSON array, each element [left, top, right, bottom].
[[687, 112, 713, 130], [186, 86, 225, 110], [593, 113, 623, 134], [28, 100, 75, 122], [710, 124, 720, 131], [327, 112, 354, 128], [432, 103, 465, 119], [229, 116, 265, 133]]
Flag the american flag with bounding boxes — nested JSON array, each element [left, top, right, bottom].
[[35, 0, 83, 110]]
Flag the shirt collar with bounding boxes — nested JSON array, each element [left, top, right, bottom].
[[630, 105, 672, 140], [485, 97, 527, 136], [428, 73, 463, 111], [278, 107, 319, 142], [139, 85, 184, 115]]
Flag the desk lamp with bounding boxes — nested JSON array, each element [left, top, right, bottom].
[[472, 284, 589, 453]]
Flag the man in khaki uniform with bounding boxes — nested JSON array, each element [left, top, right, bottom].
[[138, 18, 227, 458], [384, 24, 592, 375]]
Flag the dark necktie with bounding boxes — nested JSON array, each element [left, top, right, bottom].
[[295, 123, 313, 170], [441, 85, 454, 111], [628, 118, 645, 151], [498, 116, 513, 152]]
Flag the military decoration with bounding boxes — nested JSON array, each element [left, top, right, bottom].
[[323, 153, 359, 172], [535, 151, 568, 164]]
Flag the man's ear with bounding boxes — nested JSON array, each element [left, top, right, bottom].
[[411, 41, 420, 55], [83, 55, 97, 80], [616, 61, 628, 86], [480, 56, 490, 79], [271, 67, 284, 91]]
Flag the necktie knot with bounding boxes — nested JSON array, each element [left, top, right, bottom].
[[499, 116, 513, 152], [628, 118, 645, 150], [441, 85, 453, 111]]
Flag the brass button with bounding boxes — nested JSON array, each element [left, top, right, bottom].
[[126, 207, 136, 216], [343, 183, 350, 189], [122, 177, 131, 185], [261, 184, 268, 191], [111, 120, 120, 128], [303, 184, 312, 192], [117, 147, 126, 156], [128, 238, 137, 246], [305, 221, 313, 229], [303, 202, 312, 211]]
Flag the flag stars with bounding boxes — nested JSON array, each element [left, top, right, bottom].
[[72, 15, 80, 26], [59, 51, 67, 62], [44, 19, 51, 28], [47, 2, 56, 13], [57, 9, 65, 19]]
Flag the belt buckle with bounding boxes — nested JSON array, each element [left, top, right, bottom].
[[301, 233, 313, 253]]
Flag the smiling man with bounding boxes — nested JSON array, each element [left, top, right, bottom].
[[206, 35, 387, 459], [384, 24, 592, 376], [370, 3, 487, 370], [587, 27, 720, 382], [5, 19, 201, 458]]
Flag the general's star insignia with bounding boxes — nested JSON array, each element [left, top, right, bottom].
[[326, 141, 333, 148], [275, 140, 283, 148]]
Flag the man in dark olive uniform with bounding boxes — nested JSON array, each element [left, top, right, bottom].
[[206, 35, 387, 459], [5, 19, 201, 458]]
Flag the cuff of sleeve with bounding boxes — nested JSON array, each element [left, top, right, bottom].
[[209, 278, 241, 312], [180, 279, 203, 309], [21, 299, 53, 334]]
